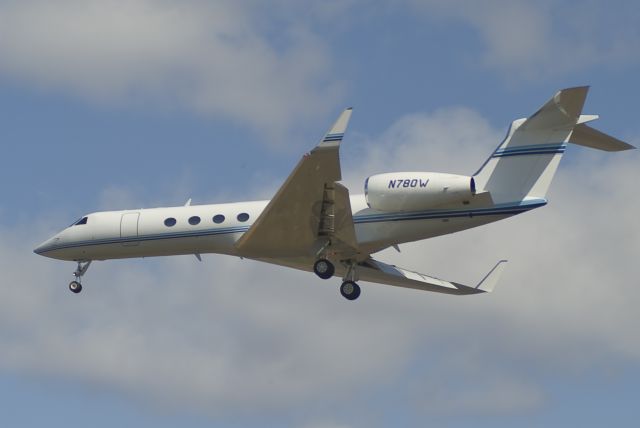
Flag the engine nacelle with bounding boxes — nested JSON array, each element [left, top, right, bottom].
[[365, 172, 476, 212]]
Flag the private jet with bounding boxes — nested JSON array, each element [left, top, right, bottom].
[[34, 87, 635, 300]]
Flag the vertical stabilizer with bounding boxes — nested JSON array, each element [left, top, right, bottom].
[[474, 87, 589, 203]]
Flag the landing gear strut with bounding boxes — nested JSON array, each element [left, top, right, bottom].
[[340, 262, 361, 301], [313, 258, 335, 280], [69, 260, 92, 294]]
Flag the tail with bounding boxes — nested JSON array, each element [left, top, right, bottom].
[[474, 86, 635, 204]]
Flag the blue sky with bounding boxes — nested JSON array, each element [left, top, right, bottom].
[[1, 1, 639, 427]]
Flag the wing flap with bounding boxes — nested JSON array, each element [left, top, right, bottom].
[[327, 182, 358, 253], [356, 258, 507, 295]]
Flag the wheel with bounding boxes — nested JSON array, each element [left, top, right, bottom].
[[340, 281, 361, 301], [69, 281, 82, 294], [313, 258, 335, 280]]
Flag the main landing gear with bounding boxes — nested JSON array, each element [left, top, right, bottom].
[[340, 280, 361, 300], [313, 258, 335, 280], [69, 260, 92, 294], [313, 258, 361, 301], [339, 261, 360, 301]]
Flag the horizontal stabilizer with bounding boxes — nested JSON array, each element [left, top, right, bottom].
[[355, 258, 508, 296], [570, 123, 636, 151]]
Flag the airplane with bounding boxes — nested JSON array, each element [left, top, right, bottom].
[[34, 86, 635, 300]]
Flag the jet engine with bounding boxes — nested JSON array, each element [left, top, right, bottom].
[[364, 172, 476, 212]]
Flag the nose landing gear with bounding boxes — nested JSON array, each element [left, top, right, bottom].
[[69, 281, 82, 293], [69, 261, 92, 294]]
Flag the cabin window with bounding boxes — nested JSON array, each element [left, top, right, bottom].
[[237, 213, 250, 222], [188, 216, 201, 226], [213, 214, 225, 224], [72, 217, 88, 226], [164, 217, 177, 227]]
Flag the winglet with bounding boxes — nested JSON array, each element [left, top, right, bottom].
[[475, 260, 508, 293], [318, 108, 353, 148]]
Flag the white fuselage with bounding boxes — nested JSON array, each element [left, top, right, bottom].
[[34, 194, 545, 263]]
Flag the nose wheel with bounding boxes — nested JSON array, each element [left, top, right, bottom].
[[69, 281, 82, 293], [69, 261, 92, 294]]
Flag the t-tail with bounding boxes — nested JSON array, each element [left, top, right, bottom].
[[473, 86, 635, 205]]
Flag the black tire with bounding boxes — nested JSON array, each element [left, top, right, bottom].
[[69, 281, 82, 294], [340, 281, 361, 300], [313, 259, 335, 280]]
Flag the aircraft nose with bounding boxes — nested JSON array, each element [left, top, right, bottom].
[[34, 240, 49, 255], [34, 237, 58, 256]]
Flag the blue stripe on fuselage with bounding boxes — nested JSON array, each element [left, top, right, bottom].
[[35, 199, 547, 255], [352, 199, 547, 224]]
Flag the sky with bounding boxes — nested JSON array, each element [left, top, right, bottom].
[[1, 0, 639, 427]]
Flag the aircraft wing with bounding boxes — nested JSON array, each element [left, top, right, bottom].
[[235, 109, 358, 259], [353, 258, 508, 295]]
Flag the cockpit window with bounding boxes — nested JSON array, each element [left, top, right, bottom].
[[72, 217, 88, 226]]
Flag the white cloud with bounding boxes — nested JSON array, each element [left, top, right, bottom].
[[342, 107, 500, 190], [2, 104, 638, 423], [0, 0, 342, 141], [344, 106, 640, 412], [1, 231, 418, 419], [408, 0, 640, 80], [410, 368, 545, 416]]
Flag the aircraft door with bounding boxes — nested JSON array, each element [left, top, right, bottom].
[[120, 212, 140, 246]]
